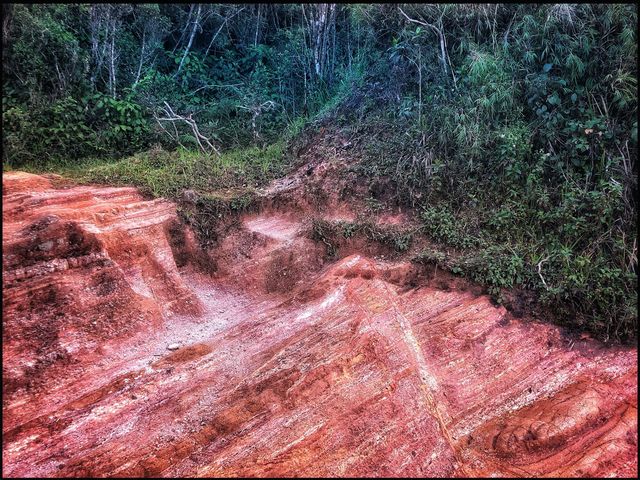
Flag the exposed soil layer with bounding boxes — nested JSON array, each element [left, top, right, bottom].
[[2, 171, 637, 478]]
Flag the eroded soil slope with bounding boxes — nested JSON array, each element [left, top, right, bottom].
[[2, 172, 637, 478]]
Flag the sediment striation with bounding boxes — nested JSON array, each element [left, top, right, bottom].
[[2, 172, 637, 477]]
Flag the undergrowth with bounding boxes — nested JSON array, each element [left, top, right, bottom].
[[339, 115, 637, 342], [311, 218, 415, 259], [15, 142, 290, 199]]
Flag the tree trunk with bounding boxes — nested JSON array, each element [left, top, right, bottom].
[[305, 4, 337, 82], [89, 5, 108, 91], [437, 25, 448, 78], [172, 4, 194, 54], [133, 27, 146, 87], [176, 4, 201, 76], [108, 20, 117, 98], [2, 4, 13, 48], [254, 4, 261, 47]]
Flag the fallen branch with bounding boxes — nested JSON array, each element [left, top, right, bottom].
[[154, 101, 220, 156]]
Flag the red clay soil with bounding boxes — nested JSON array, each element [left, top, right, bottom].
[[2, 172, 637, 478]]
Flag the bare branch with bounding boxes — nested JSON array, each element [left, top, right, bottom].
[[154, 101, 220, 156], [398, 7, 435, 31], [537, 256, 550, 290], [203, 7, 246, 60], [399, 6, 456, 88]]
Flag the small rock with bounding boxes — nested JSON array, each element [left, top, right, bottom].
[[167, 343, 180, 351], [39, 241, 54, 252]]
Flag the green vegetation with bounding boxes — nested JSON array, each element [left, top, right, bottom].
[[25, 142, 289, 198], [2, 4, 637, 341], [311, 218, 416, 259], [339, 4, 637, 341]]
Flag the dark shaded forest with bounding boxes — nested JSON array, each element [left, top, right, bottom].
[[2, 4, 637, 340]]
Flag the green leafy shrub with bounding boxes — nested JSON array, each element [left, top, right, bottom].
[[421, 206, 481, 250]]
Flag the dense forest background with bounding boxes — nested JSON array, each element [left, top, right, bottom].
[[2, 3, 637, 340]]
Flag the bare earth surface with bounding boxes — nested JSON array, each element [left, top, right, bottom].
[[2, 171, 637, 477]]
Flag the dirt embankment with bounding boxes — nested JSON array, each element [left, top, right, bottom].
[[2, 171, 637, 478]]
